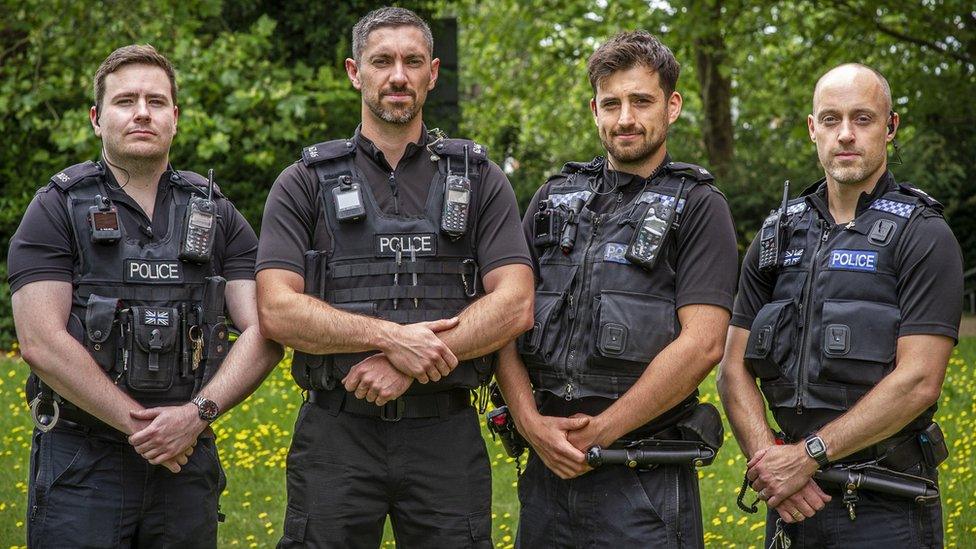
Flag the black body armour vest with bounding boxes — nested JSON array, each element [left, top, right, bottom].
[[292, 138, 493, 395], [28, 161, 230, 409], [744, 180, 943, 436], [518, 157, 714, 402]]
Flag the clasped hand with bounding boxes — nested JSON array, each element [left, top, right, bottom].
[[381, 317, 459, 384], [128, 404, 206, 473], [746, 444, 831, 523]]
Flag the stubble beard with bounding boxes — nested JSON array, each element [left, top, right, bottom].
[[365, 90, 420, 125], [601, 129, 666, 165]]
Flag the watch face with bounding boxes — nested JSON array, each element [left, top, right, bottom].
[[196, 398, 219, 421], [807, 437, 826, 455]]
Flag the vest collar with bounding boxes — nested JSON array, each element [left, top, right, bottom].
[[803, 170, 897, 224], [353, 124, 430, 171]]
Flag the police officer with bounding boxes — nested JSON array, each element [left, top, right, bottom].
[[255, 7, 533, 547], [495, 30, 738, 547], [8, 44, 282, 547], [717, 63, 962, 547]]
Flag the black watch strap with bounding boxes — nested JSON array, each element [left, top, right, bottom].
[[805, 434, 829, 467]]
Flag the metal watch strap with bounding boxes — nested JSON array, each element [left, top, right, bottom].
[[192, 395, 219, 422]]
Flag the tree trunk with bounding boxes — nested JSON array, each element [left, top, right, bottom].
[[693, 2, 735, 177]]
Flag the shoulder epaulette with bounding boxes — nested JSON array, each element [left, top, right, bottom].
[[49, 161, 102, 190], [665, 161, 714, 182], [898, 183, 944, 212], [301, 139, 356, 167], [173, 170, 225, 199], [431, 138, 488, 163], [784, 197, 808, 217], [561, 156, 605, 175]]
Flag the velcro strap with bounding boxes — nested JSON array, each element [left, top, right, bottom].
[[309, 388, 471, 419], [77, 284, 203, 302], [381, 309, 459, 324], [325, 285, 466, 304], [329, 261, 468, 279]]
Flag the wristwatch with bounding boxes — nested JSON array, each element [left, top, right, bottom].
[[804, 434, 829, 467], [192, 396, 220, 423]]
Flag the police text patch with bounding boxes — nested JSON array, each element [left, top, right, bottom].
[[124, 259, 184, 283], [828, 249, 878, 272], [603, 243, 629, 264], [375, 233, 437, 257]]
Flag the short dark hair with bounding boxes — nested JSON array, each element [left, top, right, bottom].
[[94, 44, 177, 112], [352, 7, 433, 62], [587, 30, 680, 96]]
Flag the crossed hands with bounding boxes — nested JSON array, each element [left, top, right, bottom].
[[518, 412, 616, 480], [127, 404, 207, 473], [342, 317, 461, 405], [746, 444, 832, 524]]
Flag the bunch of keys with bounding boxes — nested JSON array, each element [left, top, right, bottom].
[[189, 325, 204, 370]]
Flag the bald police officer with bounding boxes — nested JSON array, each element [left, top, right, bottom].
[[718, 63, 962, 548]]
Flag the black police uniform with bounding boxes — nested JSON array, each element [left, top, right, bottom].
[[732, 172, 963, 548], [258, 128, 530, 548], [8, 160, 258, 547], [516, 156, 738, 548]]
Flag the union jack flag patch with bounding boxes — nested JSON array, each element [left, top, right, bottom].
[[144, 309, 171, 326], [783, 249, 804, 266]]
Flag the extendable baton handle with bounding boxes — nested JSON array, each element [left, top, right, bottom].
[[586, 445, 716, 468], [814, 466, 939, 502]]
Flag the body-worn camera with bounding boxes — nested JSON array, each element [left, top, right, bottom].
[[88, 194, 121, 244], [332, 175, 366, 223], [533, 199, 566, 247], [179, 169, 217, 263]]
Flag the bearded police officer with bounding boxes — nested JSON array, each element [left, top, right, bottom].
[[717, 63, 962, 547], [495, 31, 738, 547], [8, 45, 282, 547], [255, 7, 533, 547]]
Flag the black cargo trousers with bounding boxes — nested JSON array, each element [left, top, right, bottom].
[[27, 425, 225, 548], [277, 390, 494, 548]]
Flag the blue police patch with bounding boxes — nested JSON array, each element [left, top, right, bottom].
[[604, 243, 629, 264], [828, 249, 878, 272]]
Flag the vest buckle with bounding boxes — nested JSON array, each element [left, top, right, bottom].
[[380, 398, 405, 422]]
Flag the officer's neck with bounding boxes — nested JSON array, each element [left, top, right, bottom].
[[608, 146, 668, 179], [359, 110, 424, 170], [824, 163, 887, 224]]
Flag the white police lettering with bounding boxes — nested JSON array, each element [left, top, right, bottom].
[[55, 172, 69, 183], [828, 249, 878, 272], [124, 259, 184, 282], [306, 146, 319, 159], [375, 233, 437, 257]]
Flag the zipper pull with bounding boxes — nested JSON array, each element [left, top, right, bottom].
[[797, 302, 804, 328], [564, 382, 575, 401], [388, 172, 399, 215], [567, 293, 575, 319], [845, 220, 856, 230]]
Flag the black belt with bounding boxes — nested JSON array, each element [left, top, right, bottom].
[[309, 388, 472, 422], [608, 426, 683, 449]]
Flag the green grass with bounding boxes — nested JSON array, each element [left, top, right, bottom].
[[1, 340, 974, 547]]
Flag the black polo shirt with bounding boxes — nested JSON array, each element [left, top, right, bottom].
[[256, 126, 531, 277], [8, 162, 257, 294], [732, 171, 963, 341]]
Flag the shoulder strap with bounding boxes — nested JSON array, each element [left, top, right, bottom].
[[302, 138, 357, 167], [50, 161, 102, 190], [897, 183, 944, 213], [432, 138, 488, 177], [172, 170, 225, 199], [560, 156, 605, 176], [664, 161, 715, 182]]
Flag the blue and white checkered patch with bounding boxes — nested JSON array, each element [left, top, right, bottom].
[[786, 202, 808, 216], [869, 198, 915, 218], [637, 192, 686, 213], [549, 190, 592, 208], [604, 243, 629, 264]]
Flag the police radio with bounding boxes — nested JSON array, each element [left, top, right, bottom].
[[332, 175, 366, 222], [88, 194, 121, 244], [178, 169, 217, 263], [441, 145, 471, 238], [758, 180, 790, 272], [625, 180, 685, 270]]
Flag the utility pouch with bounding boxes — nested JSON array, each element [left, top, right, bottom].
[[676, 402, 725, 452], [201, 321, 229, 387], [918, 422, 949, 468], [127, 306, 179, 392], [84, 294, 119, 371]]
